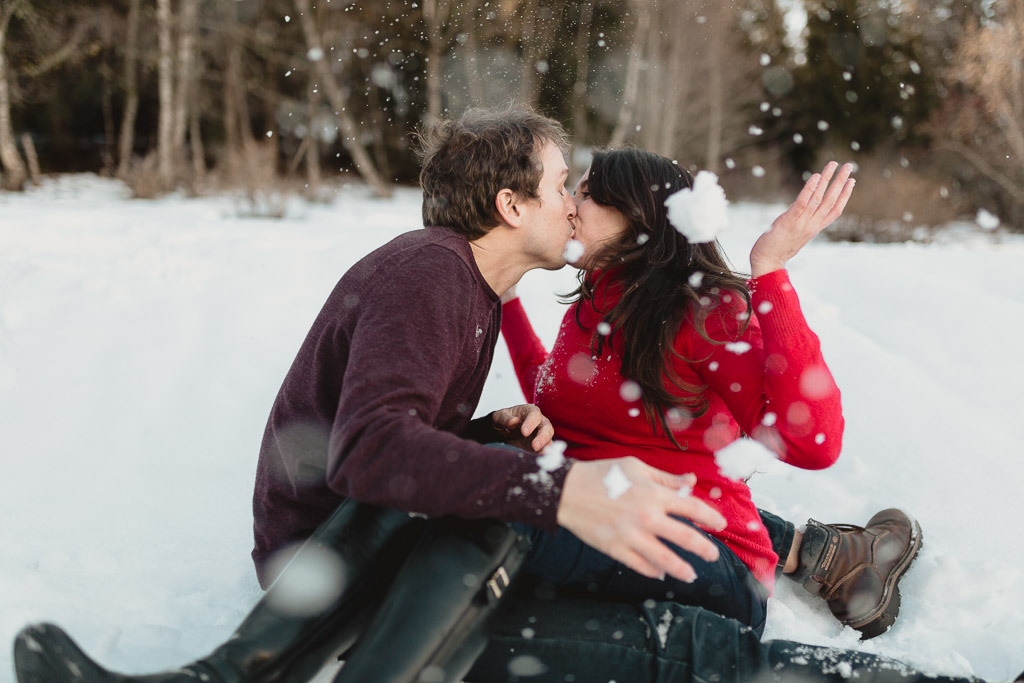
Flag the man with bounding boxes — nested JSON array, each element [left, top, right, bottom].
[[13, 105, 925, 683]]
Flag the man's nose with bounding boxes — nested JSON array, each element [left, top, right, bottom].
[[565, 190, 577, 216]]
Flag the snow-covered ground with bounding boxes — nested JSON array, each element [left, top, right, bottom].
[[1, 175, 1022, 682]]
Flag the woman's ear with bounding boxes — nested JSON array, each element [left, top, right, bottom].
[[494, 188, 523, 227]]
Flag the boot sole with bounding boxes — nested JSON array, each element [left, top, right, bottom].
[[847, 514, 923, 639]]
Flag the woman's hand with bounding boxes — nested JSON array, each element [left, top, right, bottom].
[[750, 161, 855, 277]]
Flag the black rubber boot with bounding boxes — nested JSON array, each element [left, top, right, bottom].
[[334, 517, 531, 683], [14, 500, 424, 683]]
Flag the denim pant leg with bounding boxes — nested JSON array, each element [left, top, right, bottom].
[[513, 519, 767, 634], [758, 508, 797, 579], [470, 593, 985, 683]]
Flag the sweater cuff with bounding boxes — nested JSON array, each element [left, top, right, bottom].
[[748, 269, 811, 341], [502, 450, 574, 534], [461, 413, 505, 444], [746, 268, 789, 294]]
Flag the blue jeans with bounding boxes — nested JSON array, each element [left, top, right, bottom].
[[469, 593, 983, 683], [513, 519, 770, 635]]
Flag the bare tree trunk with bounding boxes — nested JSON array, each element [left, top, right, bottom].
[[116, 0, 140, 178], [189, 104, 205, 187], [20, 131, 38, 184], [294, 0, 392, 198], [0, 1, 27, 191], [422, 0, 449, 121], [704, 6, 724, 174], [171, 0, 199, 189], [569, 1, 594, 180], [517, 0, 542, 104], [461, 0, 484, 105], [221, 3, 254, 156], [656, 14, 689, 157], [304, 87, 321, 191], [99, 12, 116, 175], [173, 0, 197, 168], [156, 0, 175, 185], [609, 0, 650, 147], [638, 11, 663, 152]]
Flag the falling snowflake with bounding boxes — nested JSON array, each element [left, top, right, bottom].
[[602, 463, 632, 500]]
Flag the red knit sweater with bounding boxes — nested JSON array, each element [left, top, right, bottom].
[[501, 269, 843, 589]]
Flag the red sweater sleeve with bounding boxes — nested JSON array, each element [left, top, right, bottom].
[[501, 297, 551, 403], [684, 269, 843, 469]]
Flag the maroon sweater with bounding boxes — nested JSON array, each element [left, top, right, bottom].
[[252, 226, 570, 588]]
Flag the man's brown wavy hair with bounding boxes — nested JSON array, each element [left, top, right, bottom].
[[416, 104, 569, 239]]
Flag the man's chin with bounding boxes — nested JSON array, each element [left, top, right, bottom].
[[538, 259, 568, 272]]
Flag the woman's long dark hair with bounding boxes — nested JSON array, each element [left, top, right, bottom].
[[568, 148, 751, 446]]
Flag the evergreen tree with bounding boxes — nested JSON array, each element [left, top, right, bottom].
[[787, 0, 936, 164]]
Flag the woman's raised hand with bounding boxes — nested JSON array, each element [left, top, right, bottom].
[[749, 161, 855, 277]]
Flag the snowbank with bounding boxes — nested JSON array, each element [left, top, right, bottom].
[[1, 176, 1022, 682]]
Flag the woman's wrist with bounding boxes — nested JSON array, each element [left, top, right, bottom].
[[750, 259, 786, 279]]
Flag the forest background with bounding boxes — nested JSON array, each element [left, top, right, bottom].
[[0, 0, 1022, 236]]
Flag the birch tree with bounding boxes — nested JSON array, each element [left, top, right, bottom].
[[156, 0, 174, 184], [0, 0, 27, 190], [116, 0, 140, 178]]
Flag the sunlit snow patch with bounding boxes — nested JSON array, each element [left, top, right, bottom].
[[714, 438, 778, 481], [563, 239, 585, 263], [602, 463, 633, 500], [664, 171, 729, 243]]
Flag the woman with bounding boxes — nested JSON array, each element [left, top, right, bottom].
[[501, 149, 855, 632]]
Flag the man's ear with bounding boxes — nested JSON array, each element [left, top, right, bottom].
[[494, 188, 523, 227]]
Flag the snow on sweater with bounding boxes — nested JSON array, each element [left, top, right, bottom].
[[501, 269, 843, 589], [252, 226, 571, 589]]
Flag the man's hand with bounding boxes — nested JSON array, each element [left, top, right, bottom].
[[556, 458, 728, 583], [750, 160, 855, 277], [491, 404, 554, 452]]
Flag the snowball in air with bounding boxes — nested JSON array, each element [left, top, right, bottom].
[[664, 171, 729, 244], [602, 463, 633, 500], [537, 441, 566, 472], [714, 438, 778, 481], [976, 209, 1000, 231], [563, 239, 585, 263]]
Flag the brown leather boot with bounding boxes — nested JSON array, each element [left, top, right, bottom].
[[791, 508, 922, 639]]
